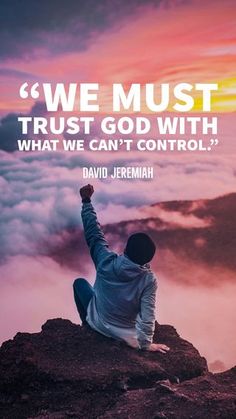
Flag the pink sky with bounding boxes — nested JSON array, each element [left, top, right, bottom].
[[0, 0, 236, 115]]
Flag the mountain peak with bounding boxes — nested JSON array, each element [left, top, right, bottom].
[[0, 318, 235, 418]]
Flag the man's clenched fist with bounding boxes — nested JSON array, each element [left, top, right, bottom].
[[80, 184, 94, 201]]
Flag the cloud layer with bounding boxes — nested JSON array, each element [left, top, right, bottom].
[[0, 144, 236, 371]]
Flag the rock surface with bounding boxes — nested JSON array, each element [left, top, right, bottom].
[[103, 368, 236, 419], [0, 319, 234, 418]]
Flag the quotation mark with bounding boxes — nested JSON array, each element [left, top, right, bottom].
[[208, 139, 219, 151], [19, 82, 40, 99], [210, 139, 219, 146]]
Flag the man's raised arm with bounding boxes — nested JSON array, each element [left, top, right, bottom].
[[80, 184, 112, 267]]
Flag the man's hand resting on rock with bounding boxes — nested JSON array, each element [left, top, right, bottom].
[[80, 184, 94, 201], [148, 343, 170, 353]]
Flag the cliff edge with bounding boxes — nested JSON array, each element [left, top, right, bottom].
[[0, 319, 235, 418]]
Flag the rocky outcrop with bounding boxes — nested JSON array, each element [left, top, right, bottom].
[[103, 368, 236, 419], [0, 319, 234, 418]]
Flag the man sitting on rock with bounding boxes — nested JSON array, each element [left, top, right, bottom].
[[73, 184, 170, 353]]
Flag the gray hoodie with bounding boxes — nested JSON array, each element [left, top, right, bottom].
[[82, 202, 157, 349]]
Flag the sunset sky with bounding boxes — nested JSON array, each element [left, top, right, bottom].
[[0, 0, 236, 372], [0, 0, 236, 114]]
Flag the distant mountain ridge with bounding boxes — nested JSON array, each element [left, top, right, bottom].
[[46, 193, 236, 284], [103, 192, 236, 278]]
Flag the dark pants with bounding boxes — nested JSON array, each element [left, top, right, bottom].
[[73, 278, 95, 325]]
